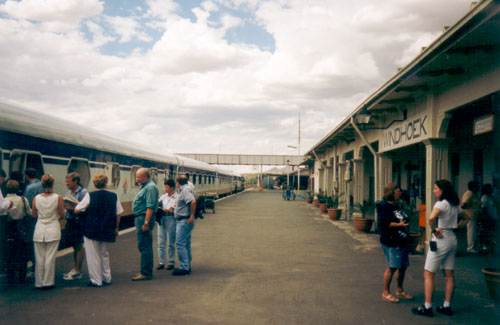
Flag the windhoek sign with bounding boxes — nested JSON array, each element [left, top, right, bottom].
[[381, 112, 429, 152]]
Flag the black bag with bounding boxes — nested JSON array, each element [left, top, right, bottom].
[[17, 197, 34, 243], [155, 201, 166, 225], [195, 196, 205, 219]]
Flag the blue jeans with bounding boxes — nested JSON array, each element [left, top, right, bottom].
[[175, 219, 195, 271], [135, 215, 155, 277], [157, 215, 176, 266]]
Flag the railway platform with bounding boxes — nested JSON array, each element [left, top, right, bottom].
[[1, 190, 499, 324]]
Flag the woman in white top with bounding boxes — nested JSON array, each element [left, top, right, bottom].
[[5, 180, 31, 284], [412, 180, 469, 317], [32, 174, 65, 290]]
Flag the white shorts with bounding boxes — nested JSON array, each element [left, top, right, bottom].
[[424, 230, 457, 273]]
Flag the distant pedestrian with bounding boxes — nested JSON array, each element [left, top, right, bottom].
[[5, 180, 31, 285], [131, 168, 158, 281], [412, 180, 469, 317], [377, 183, 413, 303], [32, 174, 65, 290], [461, 180, 481, 253], [74, 173, 123, 287], [157, 179, 178, 271], [172, 175, 196, 276], [62, 172, 88, 280], [479, 184, 498, 252], [286, 186, 291, 200]]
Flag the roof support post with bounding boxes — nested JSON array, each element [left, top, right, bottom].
[[350, 117, 379, 226]]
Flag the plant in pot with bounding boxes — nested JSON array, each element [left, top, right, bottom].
[[313, 192, 320, 207], [305, 191, 313, 204], [318, 194, 328, 213], [327, 192, 344, 220], [353, 200, 375, 233]]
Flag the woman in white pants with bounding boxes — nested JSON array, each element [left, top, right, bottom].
[[32, 174, 65, 290], [75, 173, 123, 287]]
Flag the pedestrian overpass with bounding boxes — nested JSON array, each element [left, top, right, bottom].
[[176, 153, 305, 166]]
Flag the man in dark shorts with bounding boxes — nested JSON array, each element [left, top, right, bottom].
[[63, 172, 88, 280]]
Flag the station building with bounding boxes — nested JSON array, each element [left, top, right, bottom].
[[306, 0, 500, 244]]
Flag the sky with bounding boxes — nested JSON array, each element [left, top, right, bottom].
[[0, 0, 475, 172]]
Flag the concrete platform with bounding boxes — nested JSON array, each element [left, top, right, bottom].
[[1, 190, 499, 324]]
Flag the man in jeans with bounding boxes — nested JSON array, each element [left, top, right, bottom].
[[157, 179, 178, 271], [172, 175, 196, 276], [132, 168, 158, 281], [63, 172, 88, 280]]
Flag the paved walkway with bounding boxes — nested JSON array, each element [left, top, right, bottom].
[[1, 190, 499, 324]]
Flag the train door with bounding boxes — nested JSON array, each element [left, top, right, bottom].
[[9, 150, 44, 179], [67, 158, 90, 187]]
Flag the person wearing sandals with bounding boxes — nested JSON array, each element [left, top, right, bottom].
[[411, 180, 469, 317], [32, 174, 65, 290], [377, 183, 413, 303]]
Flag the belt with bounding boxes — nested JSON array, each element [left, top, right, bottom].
[[175, 215, 190, 220]]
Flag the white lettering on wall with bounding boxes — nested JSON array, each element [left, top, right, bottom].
[[381, 113, 429, 152]]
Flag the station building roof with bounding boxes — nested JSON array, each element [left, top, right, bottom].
[[306, 0, 500, 156]]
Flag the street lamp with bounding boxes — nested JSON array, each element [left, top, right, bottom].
[[286, 159, 290, 186]]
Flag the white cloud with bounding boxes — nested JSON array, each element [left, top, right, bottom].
[[0, 0, 475, 156], [0, 0, 103, 32], [105, 15, 152, 43]]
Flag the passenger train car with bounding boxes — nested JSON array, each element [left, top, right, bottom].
[[0, 102, 244, 221]]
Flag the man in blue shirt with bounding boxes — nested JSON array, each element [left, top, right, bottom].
[[132, 168, 158, 281], [172, 175, 196, 276], [24, 168, 43, 208]]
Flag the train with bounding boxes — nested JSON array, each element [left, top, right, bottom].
[[0, 101, 245, 221]]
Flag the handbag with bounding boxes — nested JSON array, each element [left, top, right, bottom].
[[17, 196, 34, 243], [155, 201, 166, 225]]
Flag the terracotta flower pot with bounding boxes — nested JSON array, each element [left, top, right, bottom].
[[353, 217, 374, 233], [319, 203, 328, 213], [313, 199, 320, 207], [327, 208, 342, 220], [305, 197, 311, 204], [482, 268, 500, 302]]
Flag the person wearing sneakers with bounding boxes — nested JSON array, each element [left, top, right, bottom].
[[62, 173, 88, 281], [156, 179, 178, 271], [412, 180, 469, 317], [377, 183, 413, 304], [74, 173, 123, 287]]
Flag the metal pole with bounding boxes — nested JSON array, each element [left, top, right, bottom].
[[297, 110, 301, 194]]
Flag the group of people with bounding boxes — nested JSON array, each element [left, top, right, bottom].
[[377, 179, 499, 317], [461, 181, 499, 254], [0, 167, 198, 289]]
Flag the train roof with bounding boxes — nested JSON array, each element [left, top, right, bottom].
[[0, 101, 242, 178]]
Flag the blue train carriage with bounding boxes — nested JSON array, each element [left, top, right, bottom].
[[0, 102, 238, 229]]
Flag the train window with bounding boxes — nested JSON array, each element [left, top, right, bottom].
[[68, 158, 90, 187], [198, 175, 202, 184], [150, 168, 158, 184], [105, 162, 121, 188], [165, 169, 170, 180], [193, 174, 197, 185], [131, 166, 140, 187], [9, 150, 44, 179], [204, 175, 207, 184]]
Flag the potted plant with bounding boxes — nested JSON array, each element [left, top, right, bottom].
[[305, 191, 313, 204], [481, 267, 500, 302], [327, 192, 343, 220], [313, 192, 321, 207], [318, 194, 328, 213], [353, 200, 375, 233]]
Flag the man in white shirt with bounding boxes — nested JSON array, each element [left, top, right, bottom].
[[157, 179, 178, 270]]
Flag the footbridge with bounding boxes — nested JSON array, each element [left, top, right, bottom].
[[176, 153, 305, 166]]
